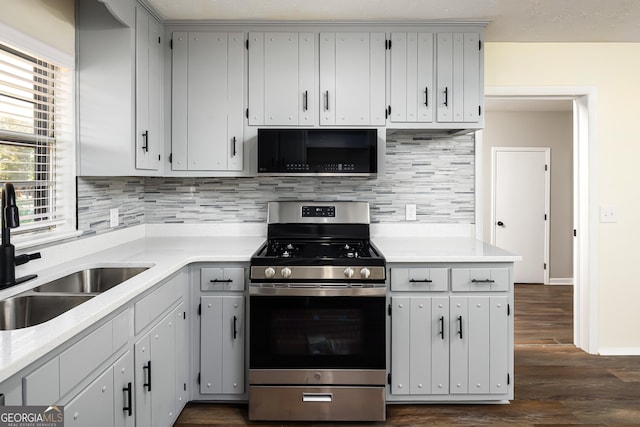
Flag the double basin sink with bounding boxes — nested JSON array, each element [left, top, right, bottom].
[[0, 267, 148, 330]]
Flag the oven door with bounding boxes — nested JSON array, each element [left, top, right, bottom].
[[249, 288, 386, 374]]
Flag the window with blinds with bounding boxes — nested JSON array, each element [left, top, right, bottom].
[[0, 42, 73, 239]]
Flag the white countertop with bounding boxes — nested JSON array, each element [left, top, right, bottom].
[[373, 236, 521, 263], [0, 225, 519, 383]]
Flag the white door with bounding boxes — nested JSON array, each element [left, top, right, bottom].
[[492, 148, 549, 283]]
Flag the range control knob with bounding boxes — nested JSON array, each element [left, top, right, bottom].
[[281, 267, 292, 279], [264, 267, 276, 279], [344, 267, 355, 278], [360, 267, 371, 279]]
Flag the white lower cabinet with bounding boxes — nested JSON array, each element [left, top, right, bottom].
[[113, 351, 135, 427], [389, 265, 513, 402], [200, 295, 244, 395], [65, 366, 115, 427], [135, 304, 183, 427]]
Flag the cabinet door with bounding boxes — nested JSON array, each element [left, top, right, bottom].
[[390, 296, 448, 395], [436, 32, 481, 123], [114, 351, 135, 427], [248, 32, 315, 126], [390, 32, 434, 123], [200, 295, 245, 395], [320, 32, 385, 125], [449, 296, 468, 394], [135, 310, 177, 427], [135, 6, 162, 171], [175, 303, 189, 411], [65, 367, 115, 427], [172, 32, 244, 171]]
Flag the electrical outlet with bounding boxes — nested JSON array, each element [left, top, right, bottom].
[[600, 205, 618, 223], [110, 208, 119, 228], [406, 204, 417, 221]]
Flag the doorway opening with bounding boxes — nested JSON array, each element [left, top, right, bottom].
[[476, 87, 597, 354]]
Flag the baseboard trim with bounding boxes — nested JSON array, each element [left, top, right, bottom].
[[549, 278, 574, 285], [598, 347, 640, 356]]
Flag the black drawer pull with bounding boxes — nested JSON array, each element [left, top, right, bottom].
[[439, 316, 445, 340], [233, 315, 238, 339], [143, 361, 151, 391], [471, 279, 495, 283], [457, 316, 463, 339], [210, 279, 233, 283], [409, 279, 433, 283], [123, 382, 133, 416]]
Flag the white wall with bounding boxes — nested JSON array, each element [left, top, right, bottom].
[[483, 110, 573, 281], [485, 42, 640, 353], [0, 0, 75, 56]]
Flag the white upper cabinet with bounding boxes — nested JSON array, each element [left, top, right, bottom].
[[135, 5, 162, 171], [248, 32, 315, 126], [319, 32, 386, 126], [389, 32, 434, 123], [171, 32, 244, 171], [436, 32, 482, 123]]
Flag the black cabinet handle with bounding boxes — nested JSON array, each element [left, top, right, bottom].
[[444, 87, 449, 107], [123, 382, 133, 416], [210, 279, 233, 283], [457, 316, 463, 339], [142, 130, 149, 152], [471, 279, 495, 283], [324, 91, 329, 111], [409, 279, 433, 283], [303, 90, 308, 112], [233, 316, 238, 339], [232, 136, 237, 157], [497, 221, 504, 226], [439, 316, 445, 340], [424, 87, 429, 107], [143, 361, 151, 391]]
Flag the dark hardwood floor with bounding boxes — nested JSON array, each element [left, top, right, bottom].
[[175, 284, 640, 426]]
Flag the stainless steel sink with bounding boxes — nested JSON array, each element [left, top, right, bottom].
[[0, 294, 95, 330], [33, 267, 149, 294]]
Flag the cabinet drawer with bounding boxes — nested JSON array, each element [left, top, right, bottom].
[[391, 268, 448, 291], [451, 268, 510, 292], [60, 321, 113, 396], [135, 273, 182, 333], [23, 357, 60, 405], [201, 267, 245, 291]]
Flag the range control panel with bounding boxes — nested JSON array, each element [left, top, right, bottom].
[[302, 206, 336, 218]]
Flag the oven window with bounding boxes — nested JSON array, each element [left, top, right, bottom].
[[250, 295, 385, 369]]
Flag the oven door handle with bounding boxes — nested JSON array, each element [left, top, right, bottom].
[[302, 393, 333, 403], [249, 286, 386, 297]]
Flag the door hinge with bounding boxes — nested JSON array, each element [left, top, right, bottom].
[[198, 303, 201, 316], [184, 383, 187, 391], [507, 373, 510, 385], [246, 39, 249, 50], [246, 108, 249, 119], [169, 153, 172, 163], [388, 304, 391, 316], [197, 373, 201, 385], [387, 373, 391, 385], [479, 40, 482, 51], [544, 263, 547, 270], [507, 303, 511, 316], [574, 229, 577, 237], [170, 39, 173, 50], [479, 105, 482, 116], [545, 164, 548, 171], [544, 214, 547, 220]]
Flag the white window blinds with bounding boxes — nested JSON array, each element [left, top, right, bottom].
[[0, 43, 73, 238]]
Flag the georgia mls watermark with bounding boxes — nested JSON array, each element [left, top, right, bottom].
[[0, 406, 64, 427]]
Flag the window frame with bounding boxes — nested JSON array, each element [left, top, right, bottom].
[[0, 22, 78, 249]]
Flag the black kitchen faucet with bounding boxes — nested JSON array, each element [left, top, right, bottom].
[[0, 183, 41, 289]]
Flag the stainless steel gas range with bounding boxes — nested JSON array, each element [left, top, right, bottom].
[[248, 201, 387, 422]]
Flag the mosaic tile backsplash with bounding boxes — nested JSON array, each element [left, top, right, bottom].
[[77, 132, 475, 235]]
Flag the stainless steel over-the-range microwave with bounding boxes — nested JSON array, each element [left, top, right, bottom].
[[257, 128, 377, 176]]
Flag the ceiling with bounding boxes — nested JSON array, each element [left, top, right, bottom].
[[145, 0, 640, 42]]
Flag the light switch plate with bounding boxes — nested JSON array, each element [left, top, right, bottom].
[[600, 205, 617, 223], [406, 204, 417, 221], [110, 208, 119, 227]]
